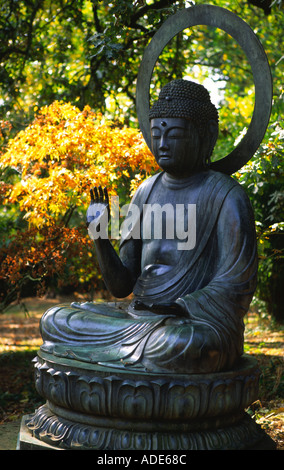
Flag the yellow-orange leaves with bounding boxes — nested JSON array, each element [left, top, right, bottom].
[[1, 101, 158, 227]]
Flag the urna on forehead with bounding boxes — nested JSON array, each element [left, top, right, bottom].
[[149, 79, 219, 135]]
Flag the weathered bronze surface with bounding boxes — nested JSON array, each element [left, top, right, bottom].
[[21, 5, 275, 450]]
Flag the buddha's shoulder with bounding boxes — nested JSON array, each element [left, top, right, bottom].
[[207, 170, 247, 194], [133, 172, 163, 195], [208, 170, 253, 215], [135, 170, 247, 200]]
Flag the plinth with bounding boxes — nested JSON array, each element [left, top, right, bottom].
[[17, 352, 276, 450]]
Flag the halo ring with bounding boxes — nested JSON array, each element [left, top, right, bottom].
[[136, 5, 272, 174]]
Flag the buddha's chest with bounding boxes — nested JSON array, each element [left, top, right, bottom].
[[142, 186, 197, 247]]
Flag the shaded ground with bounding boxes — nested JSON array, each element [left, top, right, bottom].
[[0, 296, 283, 450]]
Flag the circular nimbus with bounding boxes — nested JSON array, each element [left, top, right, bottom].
[[136, 5, 272, 175]]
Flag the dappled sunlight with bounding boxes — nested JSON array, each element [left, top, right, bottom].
[[242, 312, 284, 448], [0, 295, 78, 353], [244, 312, 284, 357], [0, 313, 42, 353]]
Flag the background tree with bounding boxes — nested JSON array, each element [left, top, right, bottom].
[[0, 0, 283, 320], [0, 101, 157, 311]]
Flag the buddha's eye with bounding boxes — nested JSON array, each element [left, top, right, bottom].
[[167, 128, 185, 138], [151, 129, 161, 139]]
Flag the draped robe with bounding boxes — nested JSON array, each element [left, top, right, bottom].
[[40, 170, 257, 374]]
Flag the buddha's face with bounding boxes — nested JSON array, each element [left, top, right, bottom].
[[150, 117, 202, 177]]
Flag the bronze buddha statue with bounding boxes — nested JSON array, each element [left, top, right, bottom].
[[40, 79, 258, 374]]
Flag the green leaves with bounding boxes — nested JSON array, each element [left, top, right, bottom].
[[89, 28, 124, 60]]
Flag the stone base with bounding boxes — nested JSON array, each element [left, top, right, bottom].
[[20, 352, 277, 450], [17, 415, 63, 450], [19, 406, 275, 451], [17, 413, 276, 451]]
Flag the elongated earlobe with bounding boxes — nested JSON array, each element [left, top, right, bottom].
[[202, 154, 211, 169], [201, 120, 219, 169]]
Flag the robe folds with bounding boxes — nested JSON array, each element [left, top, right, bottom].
[[40, 170, 258, 374]]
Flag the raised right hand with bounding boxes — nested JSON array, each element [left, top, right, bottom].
[[86, 186, 110, 240]]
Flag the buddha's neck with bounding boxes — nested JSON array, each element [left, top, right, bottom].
[[162, 170, 208, 188]]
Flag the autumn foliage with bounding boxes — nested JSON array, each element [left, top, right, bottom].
[[0, 101, 158, 311]]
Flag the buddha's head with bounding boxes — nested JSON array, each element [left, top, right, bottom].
[[149, 79, 219, 177]]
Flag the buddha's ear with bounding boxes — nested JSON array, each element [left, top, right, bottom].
[[201, 119, 219, 164], [207, 120, 218, 154]]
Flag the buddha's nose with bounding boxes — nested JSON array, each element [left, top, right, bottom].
[[159, 135, 169, 150]]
